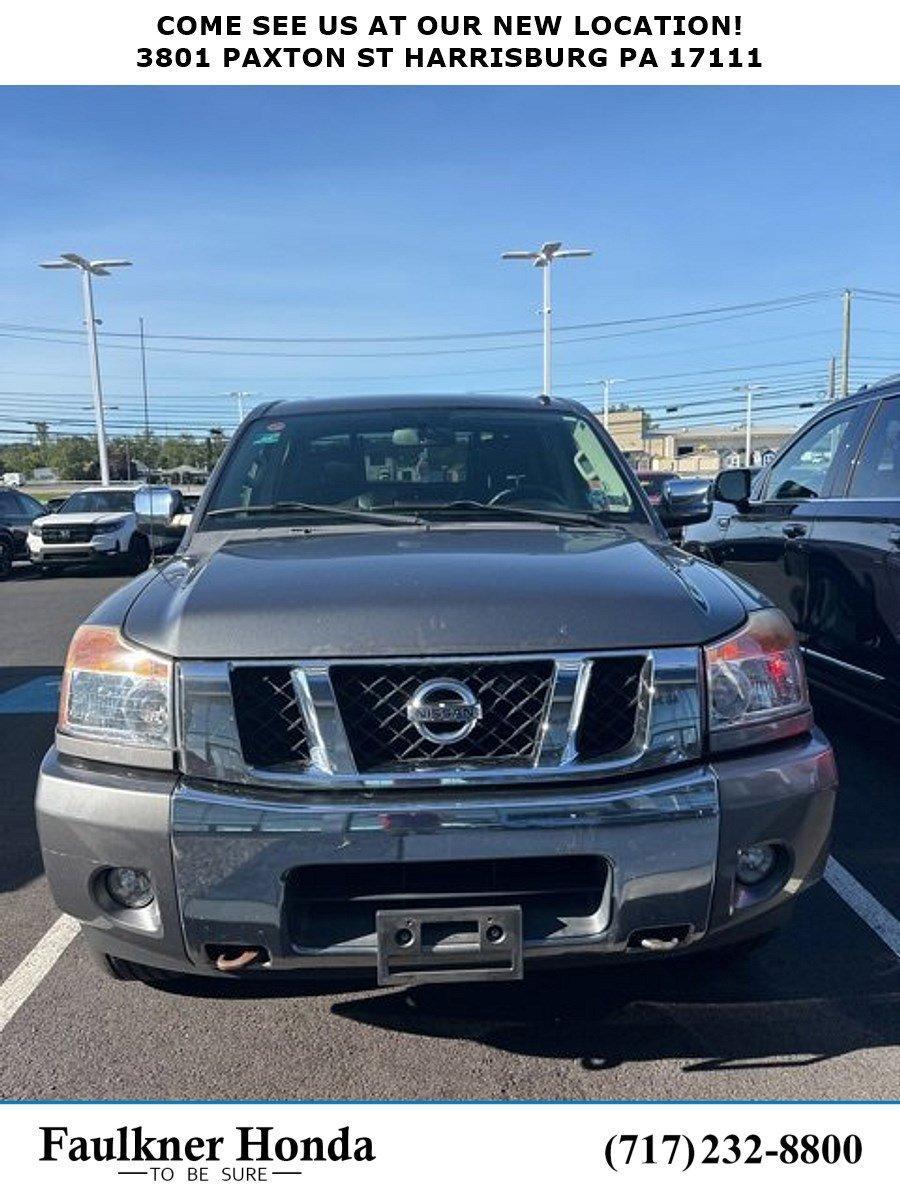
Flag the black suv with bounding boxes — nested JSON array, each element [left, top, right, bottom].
[[686, 381, 900, 720], [0, 486, 47, 579]]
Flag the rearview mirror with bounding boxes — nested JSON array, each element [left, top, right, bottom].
[[658, 477, 712, 529], [714, 468, 754, 508]]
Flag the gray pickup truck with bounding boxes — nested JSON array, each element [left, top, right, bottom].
[[36, 394, 836, 987]]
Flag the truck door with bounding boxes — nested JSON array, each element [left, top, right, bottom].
[[717, 403, 864, 631], [805, 394, 900, 716]]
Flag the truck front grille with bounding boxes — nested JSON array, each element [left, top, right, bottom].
[[199, 647, 690, 787], [576, 656, 646, 760], [42, 524, 97, 543], [230, 666, 310, 769], [329, 659, 555, 772]]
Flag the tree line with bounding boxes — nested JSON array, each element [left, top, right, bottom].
[[0, 429, 228, 481]]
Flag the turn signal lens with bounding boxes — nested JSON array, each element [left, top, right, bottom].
[[59, 625, 173, 748], [705, 609, 807, 731]]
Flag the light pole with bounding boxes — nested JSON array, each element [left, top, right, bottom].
[[734, 384, 767, 468], [229, 391, 252, 423], [40, 252, 131, 486], [840, 288, 853, 398], [598, 378, 621, 429], [501, 241, 593, 396]]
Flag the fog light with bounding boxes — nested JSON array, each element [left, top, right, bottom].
[[735, 843, 777, 886], [105, 867, 154, 909]]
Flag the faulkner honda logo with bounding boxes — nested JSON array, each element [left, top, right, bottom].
[[40, 1125, 375, 1182]]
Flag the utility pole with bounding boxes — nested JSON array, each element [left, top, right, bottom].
[[827, 355, 836, 402], [841, 288, 852, 398], [501, 241, 593, 396], [599, 378, 620, 429], [139, 316, 151, 438], [39, 252, 132, 486]]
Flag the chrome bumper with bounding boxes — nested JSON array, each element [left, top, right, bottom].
[[36, 731, 836, 979]]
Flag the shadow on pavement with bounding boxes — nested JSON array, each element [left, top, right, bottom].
[[136, 887, 900, 1077], [0, 666, 60, 894], [328, 907, 900, 1074]]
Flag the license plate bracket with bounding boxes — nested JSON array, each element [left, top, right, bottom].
[[375, 905, 523, 986]]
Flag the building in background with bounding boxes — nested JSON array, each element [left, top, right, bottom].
[[600, 407, 799, 476]]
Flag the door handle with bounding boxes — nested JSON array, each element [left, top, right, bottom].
[[782, 522, 808, 539]]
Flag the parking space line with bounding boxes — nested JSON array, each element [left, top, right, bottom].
[[0, 915, 80, 1034], [826, 856, 900, 958]]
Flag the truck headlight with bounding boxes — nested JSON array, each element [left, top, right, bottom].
[[705, 609, 808, 734], [95, 518, 125, 534], [29, 523, 43, 537], [59, 625, 173, 748]]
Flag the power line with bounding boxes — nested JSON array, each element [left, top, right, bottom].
[[0, 289, 840, 346]]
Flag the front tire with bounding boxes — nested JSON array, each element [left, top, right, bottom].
[[92, 949, 183, 987], [0, 539, 12, 581], [125, 533, 151, 574]]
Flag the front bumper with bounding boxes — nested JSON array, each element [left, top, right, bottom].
[[36, 732, 836, 980], [28, 529, 124, 563]]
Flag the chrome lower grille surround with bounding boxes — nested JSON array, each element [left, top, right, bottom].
[[178, 648, 703, 791]]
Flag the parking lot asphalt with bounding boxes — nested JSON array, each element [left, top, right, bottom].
[[0, 562, 897, 1101]]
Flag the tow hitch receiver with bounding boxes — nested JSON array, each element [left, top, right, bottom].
[[375, 906, 524, 986]]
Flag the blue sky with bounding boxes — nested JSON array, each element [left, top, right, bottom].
[[1, 86, 899, 440]]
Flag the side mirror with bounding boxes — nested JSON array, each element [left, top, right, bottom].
[[658, 477, 712, 529], [134, 485, 184, 534], [714, 468, 754, 509]]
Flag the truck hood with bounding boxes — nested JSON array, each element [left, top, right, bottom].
[[36, 512, 128, 528], [123, 526, 749, 659]]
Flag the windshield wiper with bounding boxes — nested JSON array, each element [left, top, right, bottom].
[[371, 500, 616, 527], [203, 501, 424, 527]]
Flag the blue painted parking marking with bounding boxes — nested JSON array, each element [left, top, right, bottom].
[[0, 674, 61, 714]]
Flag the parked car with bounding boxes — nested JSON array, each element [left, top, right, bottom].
[[700, 381, 900, 721], [0, 486, 48, 578], [36, 394, 835, 988], [28, 486, 154, 575]]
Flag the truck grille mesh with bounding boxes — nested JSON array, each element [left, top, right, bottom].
[[230, 666, 310, 769], [576, 656, 646, 760], [42, 524, 97, 543], [227, 655, 647, 776], [330, 660, 555, 773]]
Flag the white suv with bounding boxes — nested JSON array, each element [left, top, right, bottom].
[[28, 486, 151, 575]]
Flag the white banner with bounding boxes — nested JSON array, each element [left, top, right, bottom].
[[2, 1, 900, 85], [0, 1101, 891, 1194]]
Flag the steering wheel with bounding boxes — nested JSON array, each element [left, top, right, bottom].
[[488, 483, 568, 508]]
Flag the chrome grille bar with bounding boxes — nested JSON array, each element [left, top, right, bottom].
[[178, 648, 702, 791]]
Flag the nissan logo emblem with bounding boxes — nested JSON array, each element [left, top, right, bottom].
[[406, 678, 483, 745]]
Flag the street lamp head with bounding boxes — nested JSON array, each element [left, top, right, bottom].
[[40, 253, 132, 275], [502, 242, 593, 267]]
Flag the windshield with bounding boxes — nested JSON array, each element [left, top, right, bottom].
[[201, 405, 642, 529], [60, 490, 135, 514]]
